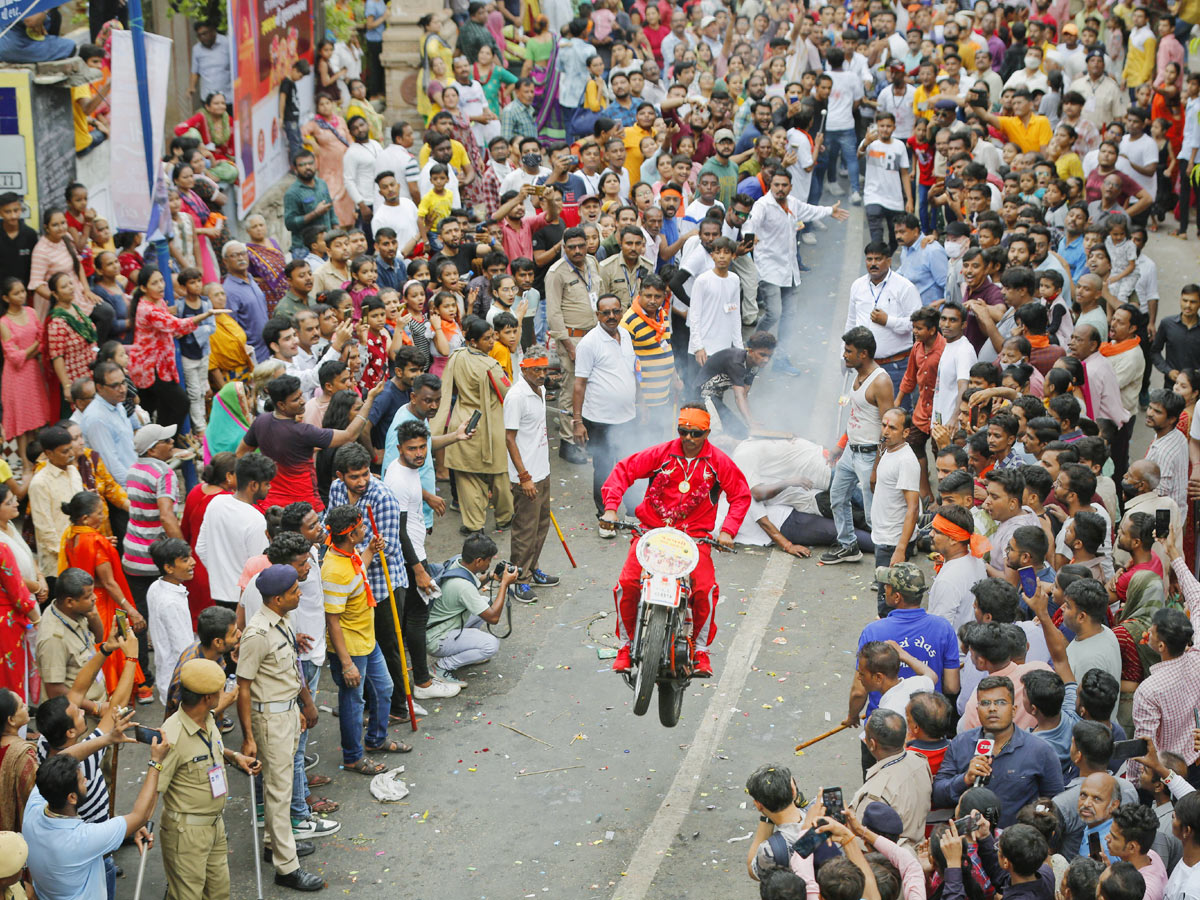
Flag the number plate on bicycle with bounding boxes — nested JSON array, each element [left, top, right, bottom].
[[644, 574, 681, 608]]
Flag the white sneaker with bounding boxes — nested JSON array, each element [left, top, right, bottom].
[[827, 182, 845, 196], [812, 219, 828, 231], [413, 679, 460, 700], [433, 666, 468, 687], [801, 233, 817, 245], [850, 191, 862, 205], [410, 699, 429, 716]]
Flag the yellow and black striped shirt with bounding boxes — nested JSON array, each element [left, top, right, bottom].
[[619, 308, 674, 406]]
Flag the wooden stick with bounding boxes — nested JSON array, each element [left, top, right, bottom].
[[366, 505, 418, 732], [794, 723, 849, 752], [499, 722, 553, 747], [516, 765, 585, 777]]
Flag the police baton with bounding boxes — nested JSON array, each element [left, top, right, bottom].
[[249, 770, 264, 900], [131, 820, 154, 900]]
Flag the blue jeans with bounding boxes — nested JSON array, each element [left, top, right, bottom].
[[917, 183, 933, 234], [755, 281, 801, 356], [824, 128, 860, 194], [831, 445, 876, 548], [290, 659, 321, 820], [878, 356, 913, 410], [327, 644, 393, 764], [284, 120, 303, 162], [104, 854, 115, 899], [534, 295, 547, 344]]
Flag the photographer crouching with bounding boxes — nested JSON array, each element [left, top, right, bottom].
[[425, 533, 519, 686]]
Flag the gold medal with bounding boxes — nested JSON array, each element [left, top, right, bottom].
[[679, 480, 691, 493]]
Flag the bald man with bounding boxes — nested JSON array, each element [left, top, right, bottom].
[[1078, 772, 1122, 862], [1116, 459, 1183, 571]]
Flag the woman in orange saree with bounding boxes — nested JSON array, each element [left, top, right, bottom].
[[58, 491, 146, 696]]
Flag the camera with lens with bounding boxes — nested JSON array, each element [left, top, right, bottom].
[[493, 560, 518, 578]]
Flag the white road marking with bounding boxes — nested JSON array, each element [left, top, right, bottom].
[[612, 550, 794, 900]]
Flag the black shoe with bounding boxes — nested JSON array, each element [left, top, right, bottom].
[[559, 442, 588, 464], [532, 568, 559, 586], [274, 868, 325, 891], [114, 863, 124, 877], [264, 840, 316, 862], [217, 714, 235, 734]]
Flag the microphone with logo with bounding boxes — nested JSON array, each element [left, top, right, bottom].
[[973, 732, 994, 787]]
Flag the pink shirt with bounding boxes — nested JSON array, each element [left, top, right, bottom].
[[1082, 351, 1132, 428], [1140, 850, 1168, 900]]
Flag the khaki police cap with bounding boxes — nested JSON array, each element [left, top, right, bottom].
[[181, 658, 227, 694]]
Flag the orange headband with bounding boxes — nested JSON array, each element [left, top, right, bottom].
[[678, 408, 711, 431], [660, 188, 683, 200], [932, 514, 990, 558], [520, 356, 549, 368]]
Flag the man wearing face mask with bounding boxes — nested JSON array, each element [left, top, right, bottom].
[[500, 136, 551, 216], [941, 222, 972, 308], [1116, 460, 1182, 569]]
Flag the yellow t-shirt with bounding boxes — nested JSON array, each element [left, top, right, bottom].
[[489, 342, 513, 378], [997, 115, 1053, 153], [71, 85, 93, 152], [417, 189, 454, 228], [914, 84, 940, 120], [1055, 153, 1084, 180], [418, 139, 470, 172], [321, 550, 375, 657]]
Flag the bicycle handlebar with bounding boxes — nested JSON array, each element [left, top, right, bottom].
[[604, 519, 737, 553]]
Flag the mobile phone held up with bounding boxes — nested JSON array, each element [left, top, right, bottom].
[[1088, 831, 1103, 860], [1017, 566, 1038, 600], [1156, 508, 1171, 539], [134, 725, 163, 745], [821, 787, 844, 823], [1110, 738, 1149, 762], [793, 821, 832, 858], [465, 410, 482, 435]]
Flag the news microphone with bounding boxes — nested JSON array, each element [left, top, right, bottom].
[[973, 732, 994, 787]]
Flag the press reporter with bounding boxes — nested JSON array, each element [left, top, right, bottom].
[[424, 533, 519, 686]]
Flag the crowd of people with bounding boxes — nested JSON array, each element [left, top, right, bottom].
[[1, 0, 1200, 896]]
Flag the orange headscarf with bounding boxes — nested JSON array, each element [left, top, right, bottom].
[[931, 513, 991, 558], [678, 408, 711, 430]]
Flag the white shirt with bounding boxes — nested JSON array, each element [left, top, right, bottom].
[[1165, 857, 1200, 900], [418, 159, 461, 208], [343, 139, 383, 206], [1065, 626, 1122, 684], [744, 192, 834, 287], [687, 269, 743, 357], [862, 138, 910, 211], [844, 270, 922, 360], [677, 235, 714, 303], [827, 70, 865, 131], [195, 495, 269, 604], [500, 166, 551, 216], [933, 336, 976, 426], [1120, 133, 1159, 199], [1055, 502, 1116, 579], [785, 128, 816, 205], [1004, 68, 1049, 93], [501, 377, 550, 482], [383, 461, 429, 562], [683, 197, 717, 224], [876, 84, 917, 140], [371, 198, 420, 250], [454, 77, 495, 146], [928, 553, 989, 629], [871, 444, 921, 546], [575, 325, 637, 424], [147, 578, 194, 706], [284, 344, 341, 400], [376, 143, 419, 188], [238, 547, 326, 661]]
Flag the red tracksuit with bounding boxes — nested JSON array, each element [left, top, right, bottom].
[[601, 439, 751, 645]]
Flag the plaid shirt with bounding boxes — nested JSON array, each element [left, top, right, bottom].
[[480, 164, 503, 220], [1133, 556, 1200, 766], [327, 475, 409, 603], [500, 100, 537, 143]]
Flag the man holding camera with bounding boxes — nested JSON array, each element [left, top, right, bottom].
[[425, 533, 518, 685]]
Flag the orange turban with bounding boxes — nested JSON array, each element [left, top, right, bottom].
[[931, 513, 990, 558], [678, 408, 711, 431]]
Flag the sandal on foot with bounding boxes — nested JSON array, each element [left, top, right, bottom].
[[365, 740, 412, 754], [309, 798, 339, 814], [307, 773, 332, 788], [345, 757, 387, 775]]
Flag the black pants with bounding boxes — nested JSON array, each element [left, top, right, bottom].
[[1179, 172, 1200, 235], [373, 586, 408, 715], [363, 39, 384, 96], [583, 417, 633, 517], [137, 377, 190, 430], [126, 573, 156, 686], [403, 567, 431, 685], [1112, 417, 1136, 485]]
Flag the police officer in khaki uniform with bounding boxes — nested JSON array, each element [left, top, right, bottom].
[[159, 658, 259, 900], [236, 565, 325, 892], [35, 568, 105, 719], [544, 226, 599, 461]]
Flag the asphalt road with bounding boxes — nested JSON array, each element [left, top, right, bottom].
[[109, 211, 1192, 899]]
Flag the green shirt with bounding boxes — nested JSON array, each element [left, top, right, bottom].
[[275, 291, 314, 323], [283, 177, 333, 255], [425, 564, 490, 652], [480, 65, 518, 115], [700, 157, 740, 211]]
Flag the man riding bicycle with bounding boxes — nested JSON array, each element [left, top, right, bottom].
[[599, 405, 751, 676]]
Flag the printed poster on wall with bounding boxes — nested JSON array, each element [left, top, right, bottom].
[[229, 0, 314, 217]]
